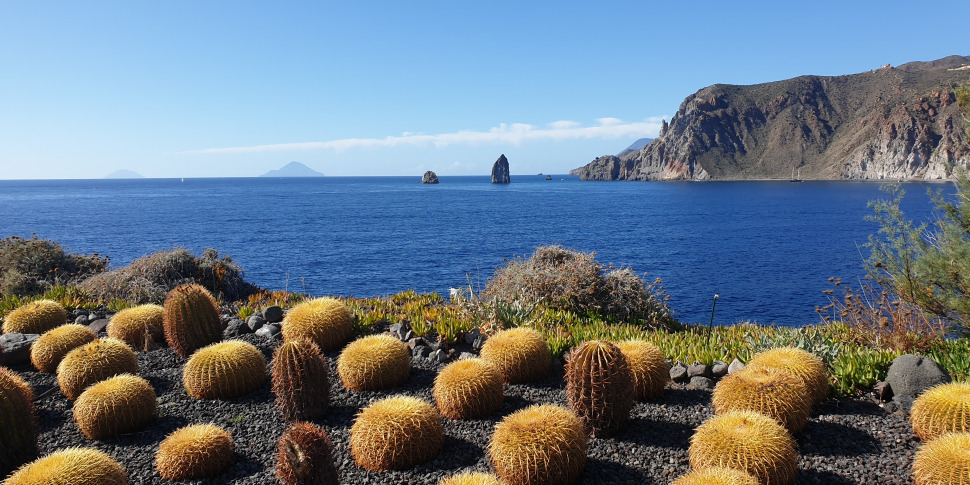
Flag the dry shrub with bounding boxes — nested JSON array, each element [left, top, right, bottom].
[[0, 236, 108, 297]]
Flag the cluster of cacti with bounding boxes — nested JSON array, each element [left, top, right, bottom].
[[711, 365, 813, 433], [162, 283, 223, 358], [911, 381, 970, 441], [615, 339, 669, 400], [479, 327, 551, 384], [282, 297, 354, 352], [912, 431, 970, 485], [72, 374, 156, 440], [2, 299, 67, 335], [0, 367, 36, 477], [433, 357, 503, 419], [107, 304, 165, 350], [30, 323, 96, 373], [56, 338, 138, 400], [275, 421, 339, 485], [183, 340, 267, 399], [439, 471, 509, 485], [337, 334, 410, 391], [488, 404, 587, 485], [349, 395, 444, 471], [747, 346, 829, 405], [689, 410, 798, 485], [155, 423, 234, 481], [3, 447, 128, 485], [670, 466, 759, 485], [271, 339, 330, 421], [564, 340, 634, 437]]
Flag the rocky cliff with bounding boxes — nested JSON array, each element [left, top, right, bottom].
[[492, 154, 511, 183], [574, 55, 970, 181]]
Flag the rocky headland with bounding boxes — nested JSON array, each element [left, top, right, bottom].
[[491, 154, 511, 184]]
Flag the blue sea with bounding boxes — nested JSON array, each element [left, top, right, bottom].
[[0, 175, 947, 326]]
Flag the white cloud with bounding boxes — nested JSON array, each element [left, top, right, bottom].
[[185, 117, 665, 155]]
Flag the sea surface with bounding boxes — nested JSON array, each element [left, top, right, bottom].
[[0, 175, 949, 326]]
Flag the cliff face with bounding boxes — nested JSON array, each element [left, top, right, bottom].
[[574, 56, 970, 181]]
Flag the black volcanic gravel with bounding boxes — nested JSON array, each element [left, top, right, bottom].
[[8, 331, 922, 484]]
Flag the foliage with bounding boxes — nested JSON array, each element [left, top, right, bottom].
[[829, 346, 901, 397], [0, 235, 108, 297]]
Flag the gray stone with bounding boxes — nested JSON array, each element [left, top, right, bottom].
[[463, 328, 482, 345], [220, 314, 233, 323], [421, 171, 439, 184], [728, 358, 746, 374], [407, 337, 429, 351], [688, 376, 715, 390], [885, 354, 951, 398], [262, 305, 284, 324], [669, 363, 688, 383], [491, 154, 511, 183], [711, 360, 729, 378], [0, 333, 39, 364], [223, 319, 249, 338], [413, 346, 432, 360], [434, 348, 448, 363], [874, 381, 893, 402], [255, 324, 281, 339], [459, 352, 477, 360], [687, 362, 711, 379], [74, 314, 89, 326], [88, 318, 109, 335], [471, 335, 485, 351], [247, 314, 266, 332], [401, 329, 415, 342], [892, 394, 916, 414]]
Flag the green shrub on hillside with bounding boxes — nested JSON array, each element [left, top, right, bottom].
[[0, 236, 108, 297]]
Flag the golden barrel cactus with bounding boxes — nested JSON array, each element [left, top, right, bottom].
[[56, 338, 138, 400], [337, 334, 410, 391], [162, 283, 223, 358], [433, 357, 503, 419], [3, 447, 127, 485], [747, 346, 830, 405], [689, 410, 798, 485], [0, 367, 36, 477], [488, 404, 587, 485], [439, 471, 509, 485], [1, 299, 66, 335], [565, 340, 634, 437], [155, 423, 234, 481], [616, 339, 669, 400], [271, 339, 330, 421], [282, 297, 354, 352], [349, 395, 444, 471], [711, 365, 813, 434], [72, 374, 156, 440], [107, 304, 164, 350], [912, 382, 970, 441], [183, 340, 267, 399], [671, 467, 760, 485], [913, 431, 970, 485], [275, 421, 338, 485], [30, 323, 96, 373], [479, 327, 551, 384]]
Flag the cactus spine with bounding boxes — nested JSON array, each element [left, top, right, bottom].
[[162, 283, 223, 358], [56, 338, 138, 400], [488, 404, 587, 485], [154, 423, 234, 481], [689, 410, 798, 485], [615, 339, 669, 400], [3, 447, 128, 485], [671, 467, 760, 485], [747, 346, 830, 405], [913, 431, 970, 485], [564, 340, 634, 437], [107, 304, 165, 350], [433, 357, 504, 420], [911, 382, 970, 441], [275, 421, 339, 485], [479, 327, 551, 384], [337, 334, 410, 391], [349, 395, 444, 471], [271, 339, 330, 421], [0, 367, 36, 477], [439, 471, 509, 485], [282, 297, 355, 352], [711, 365, 812, 434], [30, 323, 96, 373], [1, 299, 67, 335], [72, 374, 156, 440], [183, 340, 267, 399]]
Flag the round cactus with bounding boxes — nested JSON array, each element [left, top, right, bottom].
[[488, 404, 587, 485], [56, 338, 138, 400], [30, 323, 96, 373], [2, 299, 67, 335], [747, 346, 830, 405], [913, 431, 970, 485], [911, 382, 970, 441], [276, 421, 338, 485], [183, 340, 267, 399], [349, 395, 444, 471], [433, 357, 504, 419], [107, 304, 165, 350], [271, 339, 330, 421], [155, 423, 234, 481], [0, 367, 36, 477], [73, 374, 156, 440], [162, 283, 223, 358], [439, 471, 509, 485], [671, 467, 760, 485], [689, 410, 798, 485], [3, 447, 127, 485], [615, 339, 669, 400], [479, 327, 551, 384], [711, 365, 813, 434], [565, 340, 634, 437], [337, 334, 410, 391], [282, 297, 354, 352]]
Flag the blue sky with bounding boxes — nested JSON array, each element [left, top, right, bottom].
[[2, 1, 968, 179]]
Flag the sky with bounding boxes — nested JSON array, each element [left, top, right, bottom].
[[2, 1, 968, 179]]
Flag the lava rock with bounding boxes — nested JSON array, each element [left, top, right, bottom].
[[688, 376, 715, 390], [459, 352, 477, 360], [421, 171, 439, 184], [728, 358, 745, 374], [87, 318, 109, 335], [255, 324, 281, 339], [874, 381, 893, 402], [408, 337, 429, 351], [491, 154, 511, 183], [262, 305, 284, 324], [434, 349, 448, 363], [247, 314, 266, 332], [224, 318, 250, 338], [74, 314, 89, 326], [669, 363, 688, 383], [412, 345, 432, 361], [687, 363, 711, 379], [0, 333, 39, 364], [885, 354, 950, 398], [711, 360, 729, 378]]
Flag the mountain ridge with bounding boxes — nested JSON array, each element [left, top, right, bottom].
[[259, 161, 325, 178]]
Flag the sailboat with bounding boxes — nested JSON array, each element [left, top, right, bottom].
[[790, 166, 802, 183]]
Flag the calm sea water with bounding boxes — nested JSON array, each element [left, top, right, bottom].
[[0, 175, 946, 326]]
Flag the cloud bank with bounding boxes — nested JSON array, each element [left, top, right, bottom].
[[186, 117, 665, 154]]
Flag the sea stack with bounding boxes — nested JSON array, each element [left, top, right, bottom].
[[491, 154, 510, 184], [421, 171, 439, 184]]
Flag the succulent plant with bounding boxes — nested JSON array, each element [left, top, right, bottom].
[[433, 357, 503, 419], [72, 374, 156, 440], [747, 346, 830, 405], [275, 421, 338, 485], [615, 339, 669, 400], [0, 367, 36, 477], [271, 339, 330, 421], [183, 340, 267, 399], [107, 304, 165, 350], [711, 365, 813, 434], [3, 447, 128, 485], [30, 323, 96, 373], [162, 283, 223, 358], [564, 340, 634, 437], [282, 297, 354, 352], [349, 395, 444, 471], [912, 431, 970, 485], [911, 381, 970, 441], [488, 404, 587, 485], [439, 471, 509, 485], [479, 327, 551, 384], [155, 423, 234, 481], [56, 338, 138, 400], [337, 334, 410, 391], [670, 466, 760, 485], [689, 409, 798, 485], [2, 299, 67, 335]]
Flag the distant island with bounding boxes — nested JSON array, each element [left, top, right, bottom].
[[104, 169, 144, 179], [259, 161, 325, 178]]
